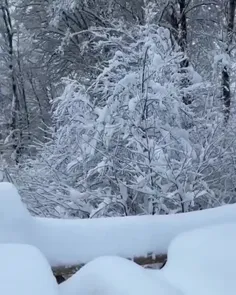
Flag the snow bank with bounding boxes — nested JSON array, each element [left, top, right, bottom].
[[162, 223, 236, 295], [59, 256, 182, 295], [1, 182, 236, 267], [0, 243, 58, 295], [35, 203, 236, 266]]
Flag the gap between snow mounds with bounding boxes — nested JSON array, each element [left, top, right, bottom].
[[1, 182, 236, 269], [58, 256, 182, 295], [53, 254, 167, 281]]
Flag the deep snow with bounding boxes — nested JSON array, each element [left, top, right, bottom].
[[0, 182, 235, 295], [1, 182, 236, 268], [0, 243, 58, 295], [162, 223, 236, 295], [60, 223, 236, 295]]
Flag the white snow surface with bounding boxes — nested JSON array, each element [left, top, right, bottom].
[[161, 223, 236, 295], [60, 224, 236, 295], [0, 182, 34, 244], [1, 182, 236, 267], [59, 256, 182, 295], [0, 243, 58, 295], [1, 183, 236, 295]]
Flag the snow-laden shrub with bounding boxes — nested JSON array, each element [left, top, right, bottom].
[[12, 24, 236, 217]]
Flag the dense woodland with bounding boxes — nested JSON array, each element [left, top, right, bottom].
[[0, 0, 236, 218]]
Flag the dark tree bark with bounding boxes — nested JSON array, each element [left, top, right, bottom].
[[1, 1, 21, 162], [0, 0, 31, 162], [16, 36, 31, 149], [178, 0, 191, 104], [163, 0, 191, 105], [222, 0, 236, 123]]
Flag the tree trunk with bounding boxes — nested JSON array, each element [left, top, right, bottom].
[[166, 0, 191, 105], [16, 34, 30, 145], [222, 0, 236, 123], [1, 0, 24, 163]]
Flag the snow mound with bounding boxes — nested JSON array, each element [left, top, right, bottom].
[[0, 182, 30, 219], [1, 182, 236, 268], [162, 223, 236, 295], [0, 182, 34, 244], [0, 243, 58, 295], [35, 203, 236, 266], [59, 256, 182, 295]]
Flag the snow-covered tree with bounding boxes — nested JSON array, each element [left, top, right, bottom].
[[15, 24, 223, 217], [2, 0, 236, 219]]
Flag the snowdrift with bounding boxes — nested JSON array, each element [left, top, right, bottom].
[[60, 223, 236, 295], [0, 222, 234, 295], [1, 182, 236, 267], [162, 223, 236, 295]]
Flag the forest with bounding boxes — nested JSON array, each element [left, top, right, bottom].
[[0, 0, 236, 218], [1, 1, 236, 294]]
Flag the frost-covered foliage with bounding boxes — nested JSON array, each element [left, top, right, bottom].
[[12, 23, 236, 218]]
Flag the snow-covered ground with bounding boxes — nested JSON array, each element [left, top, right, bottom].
[[59, 224, 236, 295], [0, 183, 235, 295], [0, 243, 58, 295], [1, 182, 236, 267]]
